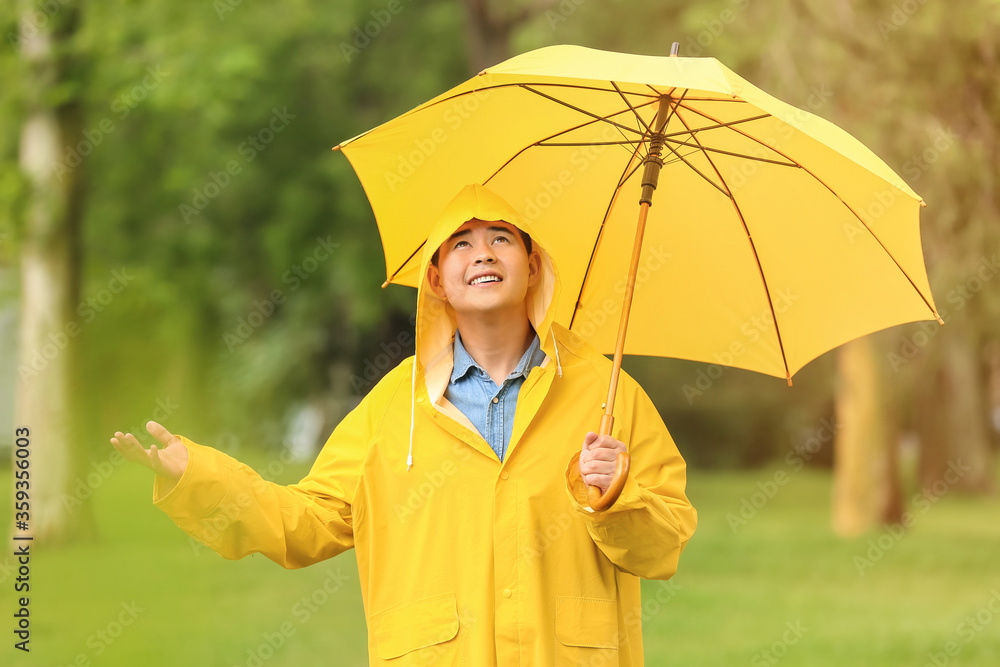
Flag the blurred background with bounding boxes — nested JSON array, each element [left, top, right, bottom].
[[1, 0, 998, 665]]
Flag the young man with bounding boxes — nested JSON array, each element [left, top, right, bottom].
[[110, 183, 697, 665]]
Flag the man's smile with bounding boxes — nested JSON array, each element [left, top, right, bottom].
[[468, 271, 503, 286]]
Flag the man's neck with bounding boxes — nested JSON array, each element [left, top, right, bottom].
[[456, 313, 536, 386]]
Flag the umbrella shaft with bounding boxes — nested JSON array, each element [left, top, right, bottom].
[[602, 199, 653, 434], [603, 96, 673, 429], [639, 95, 672, 205]]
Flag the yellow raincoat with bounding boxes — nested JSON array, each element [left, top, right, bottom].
[[153, 184, 697, 665]]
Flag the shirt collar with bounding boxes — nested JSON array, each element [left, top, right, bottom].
[[450, 329, 544, 385]]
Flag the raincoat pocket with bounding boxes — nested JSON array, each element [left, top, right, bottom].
[[371, 592, 462, 664], [554, 596, 619, 665]]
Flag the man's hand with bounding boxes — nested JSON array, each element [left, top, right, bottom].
[[578, 431, 627, 495], [110, 421, 189, 491]]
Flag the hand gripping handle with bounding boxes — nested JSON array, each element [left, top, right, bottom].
[[571, 413, 630, 512]]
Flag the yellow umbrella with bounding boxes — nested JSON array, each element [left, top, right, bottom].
[[334, 43, 942, 511]]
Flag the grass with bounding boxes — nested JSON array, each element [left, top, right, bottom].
[[2, 452, 998, 666]]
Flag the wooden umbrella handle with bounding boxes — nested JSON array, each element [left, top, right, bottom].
[[574, 414, 631, 512]]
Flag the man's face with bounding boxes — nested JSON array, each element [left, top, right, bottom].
[[427, 219, 540, 320]]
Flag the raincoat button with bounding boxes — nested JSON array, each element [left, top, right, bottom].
[[503, 588, 512, 598], [500, 472, 509, 480]]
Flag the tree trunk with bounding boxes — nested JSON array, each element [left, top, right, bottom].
[[460, 0, 555, 72], [939, 324, 994, 493], [13, 0, 95, 546], [832, 336, 901, 536]]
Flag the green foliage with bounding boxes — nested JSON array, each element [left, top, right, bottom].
[[2, 0, 996, 465]]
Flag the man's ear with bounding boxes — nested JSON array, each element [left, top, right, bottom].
[[526, 250, 541, 287], [427, 262, 447, 299]]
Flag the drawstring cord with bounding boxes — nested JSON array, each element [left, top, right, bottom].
[[407, 361, 415, 471], [550, 329, 563, 377]]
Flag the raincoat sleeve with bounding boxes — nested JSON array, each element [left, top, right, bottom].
[[151, 364, 404, 569], [563, 379, 697, 580]]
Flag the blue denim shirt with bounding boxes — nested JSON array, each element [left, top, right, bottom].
[[445, 330, 546, 463]]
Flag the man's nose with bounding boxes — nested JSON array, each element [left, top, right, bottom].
[[474, 245, 496, 263]]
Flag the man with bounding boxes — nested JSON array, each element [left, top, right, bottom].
[[110, 183, 697, 665]]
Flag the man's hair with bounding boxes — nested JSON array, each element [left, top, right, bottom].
[[430, 225, 532, 268]]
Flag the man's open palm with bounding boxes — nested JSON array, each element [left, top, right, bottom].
[[110, 420, 188, 482]]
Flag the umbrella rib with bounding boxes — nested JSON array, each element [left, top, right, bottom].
[[663, 113, 771, 139], [534, 98, 660, 145], [521, 82, 658, 98], [664, 138, 798, 166], [568, 133, 648, 331], [340, 82, 660, 147], [571, 90, 698, 329], [678, 103, 941, 320], [611, 81, 652, 133], [656, 90, 734, 196], [672, 106, 794, 384], [646, 84, 675, 97], [483, 101, 658, 186], [385, 239, 427, 285], [537, 140, 645, 147], [660, 143, 731, 197], [520, 85, 646, 136], [673, 96, 750, 102]]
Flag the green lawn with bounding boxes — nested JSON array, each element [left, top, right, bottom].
[[3, 453, 998, 666]]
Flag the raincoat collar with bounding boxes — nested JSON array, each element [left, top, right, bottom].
[[450, 330, 543, 386], [406, 183, 563, 471]]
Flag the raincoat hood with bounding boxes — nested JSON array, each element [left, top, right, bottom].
[[405, 183, 564, 470]]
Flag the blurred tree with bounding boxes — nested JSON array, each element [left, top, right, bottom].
[[11, 0, 96, 544], [833, 337, 903, 536], [461, 0, 556, 71], [786, 0, 998, 516]]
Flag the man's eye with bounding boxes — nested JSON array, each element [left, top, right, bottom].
[[454, 240, 470, 248], [493, 236, 510, 244]]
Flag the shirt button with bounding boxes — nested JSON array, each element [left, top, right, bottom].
[[500, 472, 509, 480], [503, 588, 512, 598], [492, 397, 499, 404]]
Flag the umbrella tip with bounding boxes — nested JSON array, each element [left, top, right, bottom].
[[919, 199, 927, 208], [381, 280, 390, 289], [332, 144, 342, 152], [786, 373, 793, 387], [935, 313, 945, 325], [670, 42, 680, 57]]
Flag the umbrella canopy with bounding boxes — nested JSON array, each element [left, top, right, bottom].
[[336, 44, 942, 384]]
